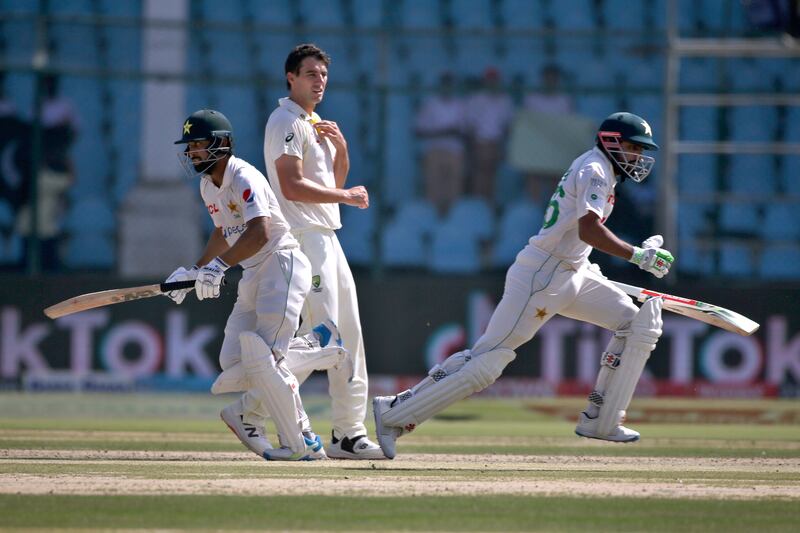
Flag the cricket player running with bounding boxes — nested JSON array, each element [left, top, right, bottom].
[[167, 109, 352, 461], [263, 44, 383, 459], [374, 112, 674, 458]]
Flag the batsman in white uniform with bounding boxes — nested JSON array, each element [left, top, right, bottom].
[[263, 44, 383, 459], [374, 112, 675, 458], [166, 109, 352, 461]]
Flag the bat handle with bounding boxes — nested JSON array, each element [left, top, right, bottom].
[[159, 278, 228, 292], [160, 280, 197, 292]]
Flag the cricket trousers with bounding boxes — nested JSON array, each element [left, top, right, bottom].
[[293, 227, 368, 439]]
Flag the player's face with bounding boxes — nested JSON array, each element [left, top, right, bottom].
[[186, 140, 212, 171], [620, 141, 643, 163], [288, 57, 328, 108]]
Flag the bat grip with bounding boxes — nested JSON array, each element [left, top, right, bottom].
[[160, 280, 196, 292], [159, 278, 228, 292]]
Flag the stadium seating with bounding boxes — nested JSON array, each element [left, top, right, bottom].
[[759, 244, 800, 280], [391, 198, 440, 239], [380, 219, 427, 268], [429, 222, 481, 274], [444, 196, 495, 241]]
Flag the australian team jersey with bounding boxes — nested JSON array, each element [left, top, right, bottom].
[[263, 97, 342, 232], [200, 155, 297, 269], [529, 147, 618, 266]]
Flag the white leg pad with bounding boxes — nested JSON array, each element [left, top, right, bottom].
[[596, 297, 663, 436], [284, 345, 352, 382], [211, 346, 350, 394], [382, 348, 515, 430], [240, 331, 308, 454]]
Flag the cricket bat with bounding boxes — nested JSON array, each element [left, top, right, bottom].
[[43, 280, 197, 319], [611, 280, 760, 336]]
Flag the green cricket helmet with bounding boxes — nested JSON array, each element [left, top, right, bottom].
[[175, 109, 234, 177], [596, 111, 658, 182]]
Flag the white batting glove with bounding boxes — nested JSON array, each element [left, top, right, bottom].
[[195, 257, 229, 300], [164, 266, 198, 305], [629, 234, 674, 278]]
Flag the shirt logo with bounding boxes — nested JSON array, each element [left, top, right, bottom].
[[242, 189, 255, 203], [311, 275, 322, 293], [227, 201, 241, 218], [285, 132, 294, 142]]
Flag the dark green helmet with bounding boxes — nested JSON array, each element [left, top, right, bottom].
[[174, 109, 234, 146], [175, 109, 233, 177], [597, 112, 658, 182]]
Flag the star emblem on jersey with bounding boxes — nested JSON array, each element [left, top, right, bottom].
[[535, 307, 548, 320], [227, 201, 240, 217], [182, 120, 192, 135]]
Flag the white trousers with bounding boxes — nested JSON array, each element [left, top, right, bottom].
[[473, 244, 638, 357], [219, 248, 311, 375], [294, 227, 368, 438]]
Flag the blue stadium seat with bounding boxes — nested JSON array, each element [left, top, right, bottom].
[[50, 21, 99, 69], [726, 155, 777, 196], [677, 155, 717, 194], [337, 224, 375, 267], [429, 222, 481, 274], [97, 0, 141, 16], [575, 95, 618, 123], [727, 106, 778, 142], [300, 0, 345, 27], [392, 198, 439, 239], [719, 242, 754, 277], [0, 200, 14, 228], [0, 232, 24, 265], [553, 0, 596, 30], [760, 204, 800, 241], [248, 0, 293, 25], [500, 0, 544, 29], [779, 155, 800, 195], [63, 232, 115, 269], [491, 200, 541, 267], [727, 59, 774, 92], [452, 0, 493, 29], [679, 106, 719, 141], [759, 244, 800, 280], [383, 93, 416, 206], [605, 0, 646, 30], [679, 58, 720, 91], [351, 0, 382, 27], [381, 220, 427, 268], [444, 196, 494, 240], [677, 203, 713, 240], [782, 106, 800, 142], [49, 0, 93, 14], [400, 0, 440, 29], [560, 48, 613, 89], [718, 203, 760, 235], [676, 240, 714, 276]]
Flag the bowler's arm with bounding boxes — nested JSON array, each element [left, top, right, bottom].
[[274, 154, 367, 208]]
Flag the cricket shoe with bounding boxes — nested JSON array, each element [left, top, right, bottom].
[[372, 396, 405, 459], [220, 398, 273, 457], [574, 411, 640, 443], [312, 319, 343, 348], [327, 431, 385, 460], [263, 432, 328, 461]]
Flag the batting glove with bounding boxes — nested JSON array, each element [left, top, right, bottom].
[[195, 257, 229, 300], [630, 234, 674, 278], [164, 266, 199, 305]]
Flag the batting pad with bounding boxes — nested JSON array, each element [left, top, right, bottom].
[[383, 348, 515, 429], [596, 297, 663, 436], [240, 331, 308, 453]]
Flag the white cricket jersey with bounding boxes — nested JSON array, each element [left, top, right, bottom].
[[529, 147, 618, 266], [200, 155, 297, 269], [263, 97, 341, 231]]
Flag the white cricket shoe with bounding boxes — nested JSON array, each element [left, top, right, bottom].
[[327, 431, 386, 460], [263, 432, 328, 461], [220, 398, 273, 456], [574, 411, 640, 443], [372, 396, 403, 459]]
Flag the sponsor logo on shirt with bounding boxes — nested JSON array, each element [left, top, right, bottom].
[[285, 132, 294, 142], [223, 224, 248, 239], [242, 189, 255, 203]]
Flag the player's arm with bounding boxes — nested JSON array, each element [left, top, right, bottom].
[[315, 120, 349, 188], [577, 212, 634, 261], [275, 154, 368, 208], [196, 227, 230, 267], [215, 217, 269, 267]]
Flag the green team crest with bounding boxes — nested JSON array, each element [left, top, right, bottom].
[[312, 275, 322, 292]]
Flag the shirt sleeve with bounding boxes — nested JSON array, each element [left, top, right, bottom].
[[234, 170, 272, 223], [266, 115, 306, 163], [575, 163, 611, 219]]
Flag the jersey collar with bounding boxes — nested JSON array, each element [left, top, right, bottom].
[[203, 156, 237, 190], [279, 97, 321, 123]]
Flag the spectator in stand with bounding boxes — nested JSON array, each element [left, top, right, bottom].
[[414, 72, 466, 215], [0, 71, 29, 268], [523, 64, 576, 206], [464, 67, 513, 205], [16, 74, 79, 271]]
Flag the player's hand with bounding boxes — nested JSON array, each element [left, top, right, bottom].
[[195, 257, 229, 300], [629, 235, 674, 278], [314, 120, 347, 151], [343, 186, 369, 209], [164, 266, 198, 305]]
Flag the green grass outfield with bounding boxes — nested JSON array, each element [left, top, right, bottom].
[[1, 393, 799, 532]]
